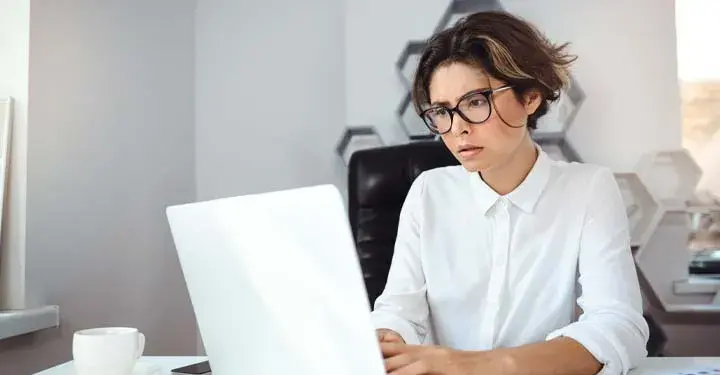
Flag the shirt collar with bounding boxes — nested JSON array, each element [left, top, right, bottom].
[[468, 146, 553, 215]]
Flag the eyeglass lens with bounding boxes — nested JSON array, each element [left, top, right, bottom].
[[422, 91, 491, 134]]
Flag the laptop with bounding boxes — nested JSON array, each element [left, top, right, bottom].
[[166, 184, 387, 375]]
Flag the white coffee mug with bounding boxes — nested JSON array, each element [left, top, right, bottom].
[[73, 327, 145, 375]]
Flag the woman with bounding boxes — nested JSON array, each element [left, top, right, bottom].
[[371, 11, 649, 375]]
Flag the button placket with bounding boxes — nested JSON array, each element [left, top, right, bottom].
[[479, 199, 511, 348]]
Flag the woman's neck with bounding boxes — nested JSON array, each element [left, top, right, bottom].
[[480, 139, 538, 196]]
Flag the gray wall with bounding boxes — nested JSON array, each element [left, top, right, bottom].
[[194, 0, 346, 352], [195, 0, 346, 201], [0, 1, 199, 373]]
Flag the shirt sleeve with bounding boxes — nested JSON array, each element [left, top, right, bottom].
[[370, 172, 430, 345], [546, 167, 650, 375]]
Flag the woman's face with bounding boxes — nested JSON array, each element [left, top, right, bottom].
[[427, 62, 541, 173]]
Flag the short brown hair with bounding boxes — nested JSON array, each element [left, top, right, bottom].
[[411, 11, 577, 130]]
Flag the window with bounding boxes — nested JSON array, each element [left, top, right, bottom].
[[675, 0, 720, 266]]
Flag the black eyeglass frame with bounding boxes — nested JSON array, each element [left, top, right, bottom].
[[418, 85, 514, 135]]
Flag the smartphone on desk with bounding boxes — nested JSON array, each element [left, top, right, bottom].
[[171, 360, 212, 375]]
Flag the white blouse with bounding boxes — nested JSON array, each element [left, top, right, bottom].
[[371, 149, 649, 375]]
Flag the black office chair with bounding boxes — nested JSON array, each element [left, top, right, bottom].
[[346, 140, 667, 356], [347, 141, 458, 304]]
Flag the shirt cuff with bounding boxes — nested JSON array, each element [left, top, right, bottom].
[[371, 311, 422, 345], [546, 323, 621, 375]]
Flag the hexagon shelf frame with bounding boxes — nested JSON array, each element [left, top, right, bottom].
[[335, 126, 384, 166], [435, 0, 504, 32], [396, 41, 425, 90], [636, 258, 720, 326], [397, 92, 436, 141], [535, 76, 586, 138], [634, 208, 720, 322], [533, 134, 582, 163], [636, 208, 692, 302], [635, 149, 703, 210], [614, 173, 664, 252], [392, 0, 589, 148]]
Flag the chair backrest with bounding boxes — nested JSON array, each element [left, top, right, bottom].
[[347, 140, 458, 305]]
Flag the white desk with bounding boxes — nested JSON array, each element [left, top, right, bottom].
[[35, 356, 720, 375], [632, 357, 720, 375], [34, 357, 207, 375]]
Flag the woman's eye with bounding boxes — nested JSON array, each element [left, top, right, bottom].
[[430, 108, 449, 117], [468, 98, 487, 107]]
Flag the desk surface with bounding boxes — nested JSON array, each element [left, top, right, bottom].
[[34, 357, 207, 375], [35, 356, 720, 375]]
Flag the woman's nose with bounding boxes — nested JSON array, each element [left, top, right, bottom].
[[450, 113, 471, 136]]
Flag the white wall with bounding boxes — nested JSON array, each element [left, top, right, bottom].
[[0, 1, 199, 373], [195, 0, 346, 201], [0, 0, 30, 310], [505, 0, 682, 171], [345, 0, 450, 144], [345, 0, 683, 172]]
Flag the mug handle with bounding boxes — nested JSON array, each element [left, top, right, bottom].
[[136, 332, 146, 360]]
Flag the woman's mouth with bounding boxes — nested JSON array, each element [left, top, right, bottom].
[[457, 145, 484, 158]]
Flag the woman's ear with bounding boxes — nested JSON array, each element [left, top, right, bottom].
[[523, 89, 542, 116]]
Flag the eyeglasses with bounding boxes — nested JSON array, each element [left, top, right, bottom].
[[419, 85, 513, 135]]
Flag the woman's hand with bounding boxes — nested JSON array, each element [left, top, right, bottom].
[[380, 342, 510, 375], [376, 328, 405, 343]]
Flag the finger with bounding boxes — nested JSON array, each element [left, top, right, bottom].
[[380, 342, 411, 357], [380, 342, 423, 357], [382, 333, 404, 343], [384, 353, 414, 372], [389, 359, 430, 375]]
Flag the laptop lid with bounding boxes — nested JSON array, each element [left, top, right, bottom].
[[166, 184, 385, 375]]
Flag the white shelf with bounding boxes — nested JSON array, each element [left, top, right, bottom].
[[535, 136, 582, 162], [635, 149, 702, 209], [535, 76, 585, 137], [396, 41, 424, 89], [335, 126, 384, 165], [397, 93, 434, 141], [0, 305, 60, 340], [673, 276, 720, 295], [614, 173, 664, 253]]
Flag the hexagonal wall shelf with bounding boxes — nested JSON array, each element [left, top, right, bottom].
[[636, 209, 695, 305], [614, 173, 664, 252], [535, 76, 586, 137], [397, 92, 436, 141], [435, 0, 503, 32], [533, 134, 582, 162], [335, 126, 384, 166], [635, 149, 703, 209], [396, 41, 425, 89]]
